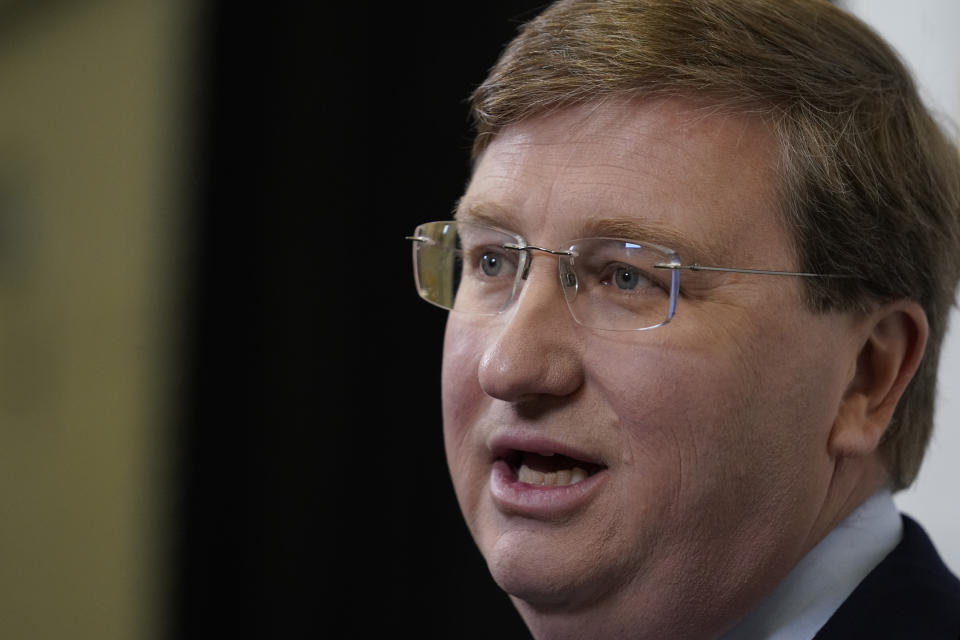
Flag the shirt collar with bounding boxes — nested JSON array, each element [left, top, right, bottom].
[[722, 489, 902, 640]]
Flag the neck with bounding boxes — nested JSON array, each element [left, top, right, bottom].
[[806, 453, 890, 553], [722, 488, 901, 640]]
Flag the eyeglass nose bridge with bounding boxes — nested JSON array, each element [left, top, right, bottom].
[[503, 243, 575, 280]]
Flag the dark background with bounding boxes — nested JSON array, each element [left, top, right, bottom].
[[174, 2, 548, 638]]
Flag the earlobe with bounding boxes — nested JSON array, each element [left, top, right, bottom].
[[829, 301, 929, 458]]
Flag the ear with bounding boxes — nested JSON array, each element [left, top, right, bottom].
[[829, 301, 928, 458]]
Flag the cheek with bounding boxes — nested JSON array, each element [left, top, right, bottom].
[[441, 320, 486, 438], [440, 320, 488, 509], [590, 321, 838, 506], [585, 345, 731, 526]]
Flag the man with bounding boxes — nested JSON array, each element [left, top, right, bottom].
[[408, 1, 960, 637]]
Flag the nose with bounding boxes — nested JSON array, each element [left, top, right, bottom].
[[476, 256, 585, 403]]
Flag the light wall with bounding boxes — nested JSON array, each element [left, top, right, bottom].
[[841, 0, 960, 575], [0, 1, 193, 638]]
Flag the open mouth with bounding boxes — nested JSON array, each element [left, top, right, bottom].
[[502, 451, 606, 487]]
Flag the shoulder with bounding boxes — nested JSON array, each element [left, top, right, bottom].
[[815, 515, 960, 639]]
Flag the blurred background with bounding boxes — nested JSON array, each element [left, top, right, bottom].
[[0, 1, 955, 639]]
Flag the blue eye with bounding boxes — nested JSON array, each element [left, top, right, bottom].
[[613, 266, 642, 289], [481, 252, 504, 276]]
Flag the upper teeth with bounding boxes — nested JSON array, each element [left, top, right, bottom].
[[517, 464, 588, 486]]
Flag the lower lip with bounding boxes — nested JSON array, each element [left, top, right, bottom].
[[488, 459, 607, 519]]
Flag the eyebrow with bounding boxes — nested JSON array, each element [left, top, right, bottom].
[[455, 201, 722, 264], [454, 201, 511, 227]]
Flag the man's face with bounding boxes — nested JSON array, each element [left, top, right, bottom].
[[441, 99, 861, 630]]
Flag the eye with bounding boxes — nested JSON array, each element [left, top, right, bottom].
[[469, 246, 518, 279], [613, 266, 641, 289], [605, 265, 653, 290], [480, 251, 505, 276]]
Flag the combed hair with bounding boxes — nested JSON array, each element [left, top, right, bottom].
[[470, 0, 960, 489]]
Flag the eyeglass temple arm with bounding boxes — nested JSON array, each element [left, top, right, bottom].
[[654, 263, 853, 278]]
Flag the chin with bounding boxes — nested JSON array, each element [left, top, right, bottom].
[[481, 525, 622, 611]]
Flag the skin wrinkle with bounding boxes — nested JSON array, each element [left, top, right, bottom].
[[460, 202, 724, 268]]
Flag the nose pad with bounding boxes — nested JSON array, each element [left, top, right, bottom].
[[520, 252, 532, 280], [559, 259, 578, 302]]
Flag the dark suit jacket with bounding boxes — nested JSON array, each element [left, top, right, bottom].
[[814, 515, 960, 639]]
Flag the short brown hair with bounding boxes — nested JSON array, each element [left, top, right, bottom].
[[470, 0, 960, 489]]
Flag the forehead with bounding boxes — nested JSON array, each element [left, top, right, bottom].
[[459, 99, 792, 268]]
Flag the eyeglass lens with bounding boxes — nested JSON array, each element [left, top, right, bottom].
[[411, 221, 678, 331]]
